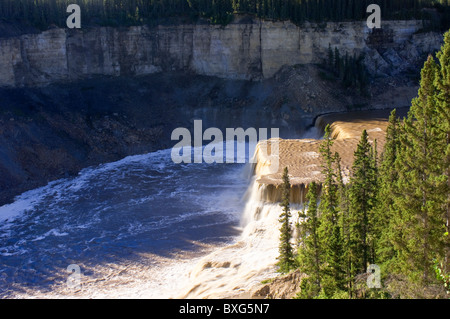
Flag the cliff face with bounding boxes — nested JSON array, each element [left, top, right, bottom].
[[0, 17, 444, 206], [0, 17, 438, 87]]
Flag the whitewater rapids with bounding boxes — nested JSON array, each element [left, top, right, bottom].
[[0, 142, 297, 299]]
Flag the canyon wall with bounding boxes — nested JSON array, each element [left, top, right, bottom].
[[0, 17, 444, 206], [0, 17, 439, 87]]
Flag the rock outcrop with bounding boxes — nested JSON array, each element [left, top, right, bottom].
[[0, 17, 442, 87]]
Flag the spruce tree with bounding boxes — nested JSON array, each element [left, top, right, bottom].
[[277, 166, 295, 273], [376, 109, 401, 270], [328, 43, 334, 70], [393, 55, 446, 284], [434, 30, 450, 279], [335, 151, 352, 294], [318, 125, 345, 295], [318, 125, 338, 214], [348, 130, 378, 278], [297, 182, 322, 297]]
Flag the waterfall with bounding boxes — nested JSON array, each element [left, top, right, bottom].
[[177, 109, 396, 298], [180, 161, 305, 299]]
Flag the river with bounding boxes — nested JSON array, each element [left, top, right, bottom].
[[0, 143, 257, 298]]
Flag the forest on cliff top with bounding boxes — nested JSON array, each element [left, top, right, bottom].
[[1, 0, 449, 30]]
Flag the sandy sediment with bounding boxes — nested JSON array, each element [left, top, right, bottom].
[[254, 109, 398, 189]]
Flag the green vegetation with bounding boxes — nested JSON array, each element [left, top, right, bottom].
[[296, 181, 322, 298], [277, 167, 296, 273], [316, 125, 345, 296], [1, 0, 449, 29], [292, 30, 450, 298], [323, 45, 370, 95]]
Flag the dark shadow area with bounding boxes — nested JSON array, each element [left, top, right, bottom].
[[0, 71, 315, 206]]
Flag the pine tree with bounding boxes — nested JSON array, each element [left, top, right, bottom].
[[376, 109, 401, 269], [335, 151, 352, 294], [277, 166, 295, 273], [434, 30, 450, 280], [318, 125, 338, 213], [318, 125, 345, 295], [393, 55, 446, 284], [297, 182, 322, 297], [1, 0, 449, 30], [328, 43, 334, 70], [348, 130, 378, 279]]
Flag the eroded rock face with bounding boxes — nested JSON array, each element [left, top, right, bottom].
[[0, 18, 442, 87]]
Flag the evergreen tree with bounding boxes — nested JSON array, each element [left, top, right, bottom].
[[393, 55, 446, 284], [376, 109, 401, 269], [296, 30, 450, 299], [277, 166, 295, 273], [0, 0, 449, 30], [327, 43, 334, 70], [434, 30, 450, 279], [348, 130, 378, 281], [335, 151, 353, 294], [297, 182, 322, 298], [318, 125, 345, 295]]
